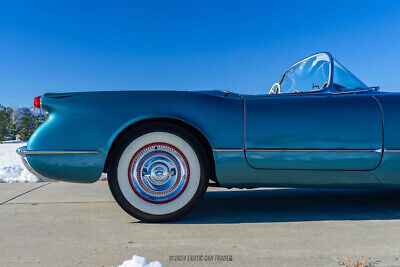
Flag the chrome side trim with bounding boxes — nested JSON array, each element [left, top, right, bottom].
[[16, 146, 101, 156], [246, 149, 382, 153], [213, 149, 245, 152], [213, 148, 383, 153], [384, 149, 400, 153]]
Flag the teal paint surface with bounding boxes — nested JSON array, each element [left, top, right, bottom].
[[27, 90, 243, 183], [24, 89, 400, 188], [244, 94, 383, 170], [213, 151, 385, 188]]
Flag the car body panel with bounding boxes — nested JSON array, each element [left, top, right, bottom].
[[244, 93, 383, 170], [26, 90, 244, 182], [373, 93, 400, 150], [213, 151, 384, 188], [26, 154, 104, 183], [368, 93, 400, 186]]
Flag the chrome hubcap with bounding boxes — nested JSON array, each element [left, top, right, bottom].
[[128, 143, 190, 203]]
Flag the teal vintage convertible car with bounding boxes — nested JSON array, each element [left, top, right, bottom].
[[17, 52, 400, 222]]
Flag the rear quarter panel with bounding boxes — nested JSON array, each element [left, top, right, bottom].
[[27, 91, 244, 182]]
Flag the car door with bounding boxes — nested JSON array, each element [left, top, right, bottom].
[[244, 93, 383, 170]]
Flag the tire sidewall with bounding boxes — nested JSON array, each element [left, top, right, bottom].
[[108, 122, 209, 222]]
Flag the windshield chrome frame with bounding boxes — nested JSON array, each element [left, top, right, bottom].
[[276, 52, 334, 94], [270, 52, 375, 96]]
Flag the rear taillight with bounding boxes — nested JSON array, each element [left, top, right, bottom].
[[34, 96, 42, 109]]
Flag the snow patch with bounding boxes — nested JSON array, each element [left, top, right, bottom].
[[0, 142, 41, 183], [0, 165, 23, 178], [116, 255, 162, 267]]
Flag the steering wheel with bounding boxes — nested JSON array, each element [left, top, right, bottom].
[[269, 83, 281, 94]]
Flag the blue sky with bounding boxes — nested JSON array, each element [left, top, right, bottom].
[[1, 0, 400, 107]]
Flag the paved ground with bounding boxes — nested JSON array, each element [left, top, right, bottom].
[[1, 182, 400, 266]]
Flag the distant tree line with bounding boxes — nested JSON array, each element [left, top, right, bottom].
[[0, 105, 48, 142]]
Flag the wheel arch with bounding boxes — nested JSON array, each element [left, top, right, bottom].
[[103, 117, 216, 182]]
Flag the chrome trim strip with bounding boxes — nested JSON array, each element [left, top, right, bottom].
[[213, 149, 245, 152], [246, 149, 382, 153], [213, 148, 383, 153], [384, 149, 400, 153], [16, 146, 101, 156]]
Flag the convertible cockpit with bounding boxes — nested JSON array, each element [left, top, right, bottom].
[[269, 52, 371, 95]]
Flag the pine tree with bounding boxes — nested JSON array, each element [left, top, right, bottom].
[[6, 107, 16, 139], [0, 105, 6, 142], [0, 105, 48, 142], [17, 109, 36, 141], [0, 105, 14, 142]]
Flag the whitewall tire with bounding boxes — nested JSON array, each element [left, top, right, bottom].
[[108, 122, 209, 222]]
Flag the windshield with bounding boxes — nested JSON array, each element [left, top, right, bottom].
[[333, 59, 368, 90], [270, 53, 370, 95], [279, 54, 330, 94]]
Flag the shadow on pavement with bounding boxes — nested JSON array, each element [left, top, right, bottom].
[[174, 188, 400, 224]]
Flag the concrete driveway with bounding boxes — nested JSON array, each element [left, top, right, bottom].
[[1, 182, 400, 266]]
